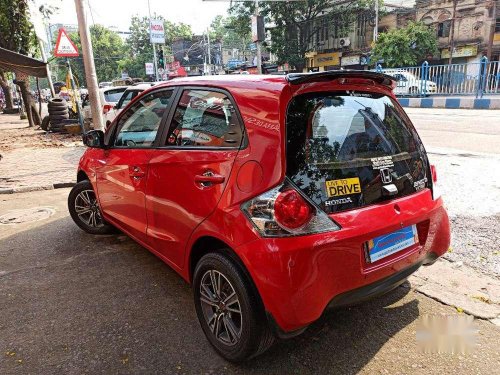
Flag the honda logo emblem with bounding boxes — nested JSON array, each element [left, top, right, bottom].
[[380, 168, 392, 184]]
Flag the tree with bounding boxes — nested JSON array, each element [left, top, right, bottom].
[[61, 25, 125, 86], [0, 0, 37, 112], [119, 15, 193, 79], [208, 14, 253, 62], [229, 0, 371, 71], [0, 0, 42, 127], [371, 21, 438, 68]]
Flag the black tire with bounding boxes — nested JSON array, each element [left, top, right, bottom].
[[193, 252, 274, 362], [48, 98, 67, 106], [41, 116, 50, 131], [49, 114, 69, 121], [48, 108, 69, 116], [68, 180, 114, 235], [48, 103, 68, 110]]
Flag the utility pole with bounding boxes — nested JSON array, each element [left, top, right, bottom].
[[373, 0, 379, 42], [148, 0, 159, 81], [487, 0, 497, 60], [255, 0, 262, 74], [448, 0, 458, 66], [74, 0, 103, 131], [207, 27, 212, 75], [38, 39, 55, 97]]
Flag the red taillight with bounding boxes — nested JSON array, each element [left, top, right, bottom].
[[430, 164, 437, 183], [103, 104, 113, 114], [430, 164, 440, 200], [274, 189, 312, 230]]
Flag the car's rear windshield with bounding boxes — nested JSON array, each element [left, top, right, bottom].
[[286, 91, 430, 214], [104, 88, 126, 103]]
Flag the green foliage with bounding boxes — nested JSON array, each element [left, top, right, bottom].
[[209, 14, 252, 57], [371, 21, 438, 67], [119, 15, 193, 79], [229, 0, 370, 70], [62, 25, 125, 86], [0, 0, 36, 53]]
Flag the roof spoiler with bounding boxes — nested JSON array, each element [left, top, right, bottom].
[[286, 70, 396, 88]]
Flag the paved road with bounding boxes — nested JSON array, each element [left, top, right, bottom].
[[405, 108, 500, 277], [406, 108, 500, 155], [1, 189, 500, 375]]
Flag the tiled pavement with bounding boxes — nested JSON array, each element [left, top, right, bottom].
[[0, 146, 85, 193]]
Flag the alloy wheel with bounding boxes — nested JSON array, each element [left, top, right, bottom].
[[74, 189, 104, 228], [199, 270, 242, 346]]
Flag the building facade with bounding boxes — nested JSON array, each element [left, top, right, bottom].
[[302, 4, 415, 72], [416, 0, 500, 64]]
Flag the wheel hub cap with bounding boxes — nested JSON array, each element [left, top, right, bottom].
[[199, 270, 242, 346]]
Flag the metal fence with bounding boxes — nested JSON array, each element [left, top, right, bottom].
[[375, 57, 500, 98]]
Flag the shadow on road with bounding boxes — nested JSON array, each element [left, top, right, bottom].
[[0, 217, 418, 374]]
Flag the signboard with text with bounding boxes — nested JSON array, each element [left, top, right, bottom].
[[441, 45, 478, 59], [150, 19, 165, 44], [53, 28, 79, 57], [341, 55, 360, 66], [145, 62, 154, 75], [314, 52, 341, 67]]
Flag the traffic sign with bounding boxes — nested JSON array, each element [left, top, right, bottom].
[[150, 19, 165, 44], [53, 28, 79, 57], [145, 63, 154, 75]]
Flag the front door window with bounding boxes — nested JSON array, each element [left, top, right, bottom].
[[114, 90, 173, 148]]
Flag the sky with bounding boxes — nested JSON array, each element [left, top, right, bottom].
[[42, 0, 232, 34]]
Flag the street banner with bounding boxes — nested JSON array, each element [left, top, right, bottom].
[[54, 28, 79, 57], [150, 19, 165, 44], [145, 63, 154, 75]]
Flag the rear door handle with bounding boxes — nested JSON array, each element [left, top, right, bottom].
[[130, 166, 146, 179], [195, 172, 225, 186]]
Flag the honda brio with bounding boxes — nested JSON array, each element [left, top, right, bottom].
[[69, 71, 450, 361]]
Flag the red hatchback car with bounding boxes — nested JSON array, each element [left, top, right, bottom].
[[68, 71, 450, 361]]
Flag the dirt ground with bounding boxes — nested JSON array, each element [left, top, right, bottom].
[[0, 113, 82, 153]]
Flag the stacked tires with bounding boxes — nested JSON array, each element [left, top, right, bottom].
[[44, 98, 69, 132]]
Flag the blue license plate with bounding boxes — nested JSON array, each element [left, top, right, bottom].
[[367, 225, 419, 263]]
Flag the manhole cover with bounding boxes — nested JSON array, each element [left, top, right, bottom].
[[0, 207, 55, 224]]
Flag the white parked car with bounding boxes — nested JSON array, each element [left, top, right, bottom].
[[102, 83, 158, 127], [82, 86, 127, 129], [384, 70, 437, 96]]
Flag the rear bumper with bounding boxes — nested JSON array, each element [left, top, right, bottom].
[[326, 259, 423, 309], [235, 189, 450, 333]]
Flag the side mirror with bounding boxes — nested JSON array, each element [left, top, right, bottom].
[[83, 130, 105, 148]]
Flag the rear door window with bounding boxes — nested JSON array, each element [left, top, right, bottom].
[[104, 88, 126, 103], [286, 92, 430, 214], [165, 89, 243, 148]]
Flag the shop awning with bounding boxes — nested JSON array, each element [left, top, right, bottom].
[[0, 47, 47, 78]]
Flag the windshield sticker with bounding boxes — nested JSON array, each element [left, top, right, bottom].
[[325, 177, 361, 198], [325, 197, 353, 207], [371, 156, 394, 170], [414, 177, 428, 191]]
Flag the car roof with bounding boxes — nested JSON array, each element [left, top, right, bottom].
[[100, 86, 127, 93], [126, 83, 156, 91], [152, 71, 395, 92], [155, 74, 288, 90]]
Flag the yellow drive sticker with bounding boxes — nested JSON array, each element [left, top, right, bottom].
[[325, 177, 362, 198]]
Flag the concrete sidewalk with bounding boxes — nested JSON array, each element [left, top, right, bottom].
[[0, 113, 84, 194], [0, 147, 84, 193]]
